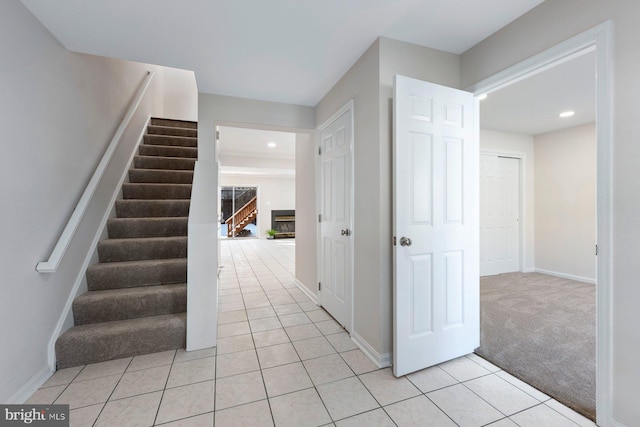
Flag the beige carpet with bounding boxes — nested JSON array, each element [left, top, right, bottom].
[[476, 272, 596, 420]]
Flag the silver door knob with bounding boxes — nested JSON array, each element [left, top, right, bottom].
[[400, 236, 412, 246], [341, 229, 351, 236]]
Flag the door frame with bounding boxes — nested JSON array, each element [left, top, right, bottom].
[[479, 150, 528, 274], [467, 21, 612, 425], [316, 99, 355, 332]]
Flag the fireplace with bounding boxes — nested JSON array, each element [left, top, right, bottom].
[[271, 210, 295, 238]]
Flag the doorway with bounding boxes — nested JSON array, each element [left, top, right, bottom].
[[469, 22, 611, 424]]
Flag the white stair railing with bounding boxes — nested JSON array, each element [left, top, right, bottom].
[[36, 71, 155, 273]]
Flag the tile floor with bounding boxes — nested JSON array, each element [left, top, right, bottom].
[[27, 239, 597, 427]]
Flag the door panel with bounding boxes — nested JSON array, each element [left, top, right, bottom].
[[393, 75, 479, 377], [480, 154, 520, 276], [319, 109, 353, 331]]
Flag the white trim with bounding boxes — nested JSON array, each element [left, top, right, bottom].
[[36, 72, 155, 273], [7, 366, 52, 404], [469, 21, 613, 426], [316, 99, 355, 333], [610, 420, 627, 427], [294, 279, 318, 305], [535, 268, 596, 285], [351, 331, 392, 369], [46, 117, 151, 369], [480, 150, 529, 274]]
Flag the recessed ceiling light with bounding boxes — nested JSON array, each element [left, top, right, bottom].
[[559, 111, 575, 118], [477, 93, 488, 101], [267, 142, 276, 148]]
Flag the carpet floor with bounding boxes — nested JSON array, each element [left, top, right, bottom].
[[476, 272, 596, 421]]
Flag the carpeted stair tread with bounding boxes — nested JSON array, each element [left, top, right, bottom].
[[56, 118, 196, 369], [73, 284, 187, 325], [128, 169, 194, 184], [143, 134, 197, 148], [122, 183, 192, 200], [138, 144, 198, 158], [151, 117, 197, 129], [98, 236, 187, 262], [86, 258, 187, 291], [134, 155, 196, 170], [147, 125, 197, 138], [115, 199, 190, 218], [107, 217, 188, 238], [55, 313, 186, 368]]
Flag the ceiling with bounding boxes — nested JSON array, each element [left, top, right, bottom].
[[20, 0, 544, 106], [218, 127, 296, 160], [480, 50, 596, 136]]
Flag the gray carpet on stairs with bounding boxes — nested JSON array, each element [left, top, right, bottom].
[[476, 272, 596, 421], [55, 118, 197, 368]]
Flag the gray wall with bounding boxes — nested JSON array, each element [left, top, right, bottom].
[[316, 38, 461, 359], [461, 1, 640, 424], [294, 133, 317, 294], [534, 123, 596, 282], [0, 0, 178, 402]]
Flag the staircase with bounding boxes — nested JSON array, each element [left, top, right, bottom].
[[55, 118, 197, 369], [225, 196, 257, 237]]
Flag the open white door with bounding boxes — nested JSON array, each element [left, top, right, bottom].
[[393, 75, 479, 377], [318, 108, 353, 331]]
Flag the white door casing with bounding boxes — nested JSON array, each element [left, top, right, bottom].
[[393, 75, 479, 377], [480, 154, 520, 276], [318, 106, 353, 331]]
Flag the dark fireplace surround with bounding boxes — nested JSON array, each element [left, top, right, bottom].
[[271, 210, 295, 238]]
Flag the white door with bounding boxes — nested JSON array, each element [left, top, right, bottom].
[[393, 75, 479, 377], [319, 108, 353, 331], [480, 154, 520, 276]]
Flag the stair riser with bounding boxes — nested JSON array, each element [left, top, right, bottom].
[[151, 118, 197, 129], [73, 285, 187, 325], [134, 156, 195, 170], [122, 183, 192, 200], [128, 169, 194, 184], [143, 134, 197, 148], [98, 237, 187, 262], [138, 144, 198, 158], [55, 314, 186, 369], [115, 200, 190, 218], [107, 218, 188, 238], [147, 126, 197, 137], [86, 260, 187, 291]]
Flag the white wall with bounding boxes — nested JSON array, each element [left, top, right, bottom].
[[219, 175, 295, 239], [534, 123, 596, 282], [461, 2, 640, 424], [160, 66, 198, 121], [0, 0, 170, 403], [480, 129, 535, 271], [294, 133, 317, 296]]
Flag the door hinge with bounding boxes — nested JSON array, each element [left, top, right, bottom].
[[215, 130, 220, 140], [318, 146, 322, 155], [318, 214, 321, 223], [595, 244, 598, 256], [393, 236, 397, 246], [318, 282, 322, 291]]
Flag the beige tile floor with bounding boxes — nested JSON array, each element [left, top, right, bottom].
[[27, 238, 597, 427]]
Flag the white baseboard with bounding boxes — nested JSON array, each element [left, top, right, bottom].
[[294, 279, 318, 305], [522, 267, 536, 273], [8, 366, 53, 404], [611, 419, 627, 427], [350, 331, 392, 369], [47, 116, 151, 370], [534, 268, 596, 285]]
